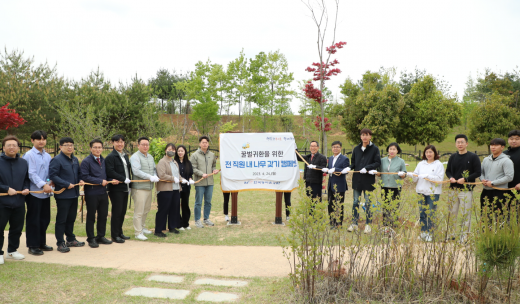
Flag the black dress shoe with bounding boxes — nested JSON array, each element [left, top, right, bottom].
[[28, 247, 44, 255], [96, 237, 113, 245], [66, 240, 85, 247], [39, 245, 53, 251], [112, 237, 125, 243], [120, 234, 130, 240], [154, 232, 167, 238], [169, 229, 180, 234], [57, 243, 70, 253], [88, 240, 99, 248]]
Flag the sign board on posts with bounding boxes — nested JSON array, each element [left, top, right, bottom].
[[219, 133, 299, 192]]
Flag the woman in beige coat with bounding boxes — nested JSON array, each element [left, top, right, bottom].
[[155, 144, 181, 237]]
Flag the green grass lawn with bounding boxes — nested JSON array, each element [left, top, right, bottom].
[[0, 261, 292, 303]]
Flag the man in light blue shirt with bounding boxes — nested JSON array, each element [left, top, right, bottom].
[[23, 130, 54, 255]]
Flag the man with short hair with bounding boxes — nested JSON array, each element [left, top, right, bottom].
[[480, 138, 514, 217], [23, 130, 54, 256], [190, 136, 218, 228], [445, 134, 481, 242], [130, 136, 158, 240], [345, 128, 381, 234], [105, 134, 132, 243], [80, 139, 119, 248], [325, 141, 350, 228], [49, 137, 85, 253], [504, 130, 520, 203], [0, 135, 30, 264], [296, 140, 327, 201]]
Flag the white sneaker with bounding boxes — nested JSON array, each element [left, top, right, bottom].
[[364, 225, 372, 234], [204, 219, 214, 226], [286, 216, 290, 221], [178, 227, 185, 231], [418, 232, 432, 242], [195, 220, 204, 228], [186, 227, 191, 230], [347, 224, 358, 232], [142, 228, 152, 235], [0, 255, 4, 265], [225, 215, 230, 222], [6, 251, 25, 260], [135, 233, 148, 241]]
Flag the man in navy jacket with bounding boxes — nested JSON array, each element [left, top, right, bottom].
[[49, 137, 85, 253], [80, 139, 118, 248], [325, 141, 350, 228], [0, 136, 30, 264]]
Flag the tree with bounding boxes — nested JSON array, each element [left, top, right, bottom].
[[340, 70, 405, 146], [227, 50, 250, 131], [394, 75, 461, 146], [302, 0, 345, 156], [208, 63, 230, 115], [0, 103, 25, 131]]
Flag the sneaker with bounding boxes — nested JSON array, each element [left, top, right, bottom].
[[135, 233, 148, 241], [0, 255, 3, 265], [225, 215, 230, 222], [7, 251, 25, 260], [154, 232, 167, 238], [347, 224, 358, 232], [57, 243, 70, 253], [66, 240, 85, 247], [185, 227, 191, 230], [364, 225, 372, 234], [203, 219, 214, 226], [178, 227, 185, 231], [169, 229, 180, 234], [142, 228, 152, 235], [418, 232, 432, 242], [195, 220, 204, 228], [286, 216, 290, 221]]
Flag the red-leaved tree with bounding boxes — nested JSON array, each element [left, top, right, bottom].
[[0, 103, 26, 131]]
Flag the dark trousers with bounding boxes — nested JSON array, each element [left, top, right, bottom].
[[180, 187, 191, 228], [328, 190, 345, 226], [305, 181, 322, 202], [156, 190, 180, 232], [55, 198, 78, 245], [223, 192, 230, 215], [284, 192, 291, 216], [382, 187, 401, 228], [85, 193, 109, 242], [0, 204, 25, 255], [481, 189, 507, 219], [25, 195, 51, 248], [109, 191, 128, 238]]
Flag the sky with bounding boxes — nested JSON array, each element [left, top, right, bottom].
[[2, 0, 519, 113]]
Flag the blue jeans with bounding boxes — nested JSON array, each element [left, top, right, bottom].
[[194, 185, 213, 221], [418, 194, 439, 232], [352, 189, 373, 225]]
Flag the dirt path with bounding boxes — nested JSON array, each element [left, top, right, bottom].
[[4, 232, 291, 277]]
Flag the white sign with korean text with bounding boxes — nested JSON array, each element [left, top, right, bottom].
[[219, 133, 299, 192]]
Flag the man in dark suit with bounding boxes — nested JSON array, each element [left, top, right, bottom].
[[105, 134, 132, 243], [325, 141, 350, 228], [296, 140, 327, 201]]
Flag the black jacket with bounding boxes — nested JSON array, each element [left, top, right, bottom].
[[80, 154, 109, 196], [445, 151, 481, 190], [105, 149, 133, 192], [0, 153, 30, 209], [350, 142, 381, 191], [49, 152, 81, 199], [178, 160, 193, 191], [504, 146, 520, 188], [296, 151, 327, 184]]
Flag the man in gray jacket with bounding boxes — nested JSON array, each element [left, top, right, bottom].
[[480, 138, 514, 217], [129, 137, 159, 241], [190, 136, 218, 228]]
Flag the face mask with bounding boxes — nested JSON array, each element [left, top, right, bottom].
[[166, 151, 175, 157]]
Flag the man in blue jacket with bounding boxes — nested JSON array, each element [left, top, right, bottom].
[[80, 139, 119, 248], [324, 141, 350, 228], [0, 135, 30, 264], [49, 137, 85, 253]]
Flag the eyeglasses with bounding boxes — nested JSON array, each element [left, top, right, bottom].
[[4, 144, 18, 148], [62, 144, 74, 148], [455, 141, 466, 145], [91, 147, 103, 149], [140, 144, 149, 147]]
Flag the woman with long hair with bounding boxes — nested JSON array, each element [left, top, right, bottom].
[[174, 145, 194, 230], [155, 143, 181, 237]]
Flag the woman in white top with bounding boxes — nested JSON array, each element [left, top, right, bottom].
[[406, 145, 445, 241]]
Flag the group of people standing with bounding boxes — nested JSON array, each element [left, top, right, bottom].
[[0, 132, 220, 265], [298, 128, 520, 242]]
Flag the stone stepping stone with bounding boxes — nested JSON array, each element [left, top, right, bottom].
[[194, 278, 248, 287], [125, 287, 189, 299], [196, 291, 239, 302], [148, 275, 184, 283]]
